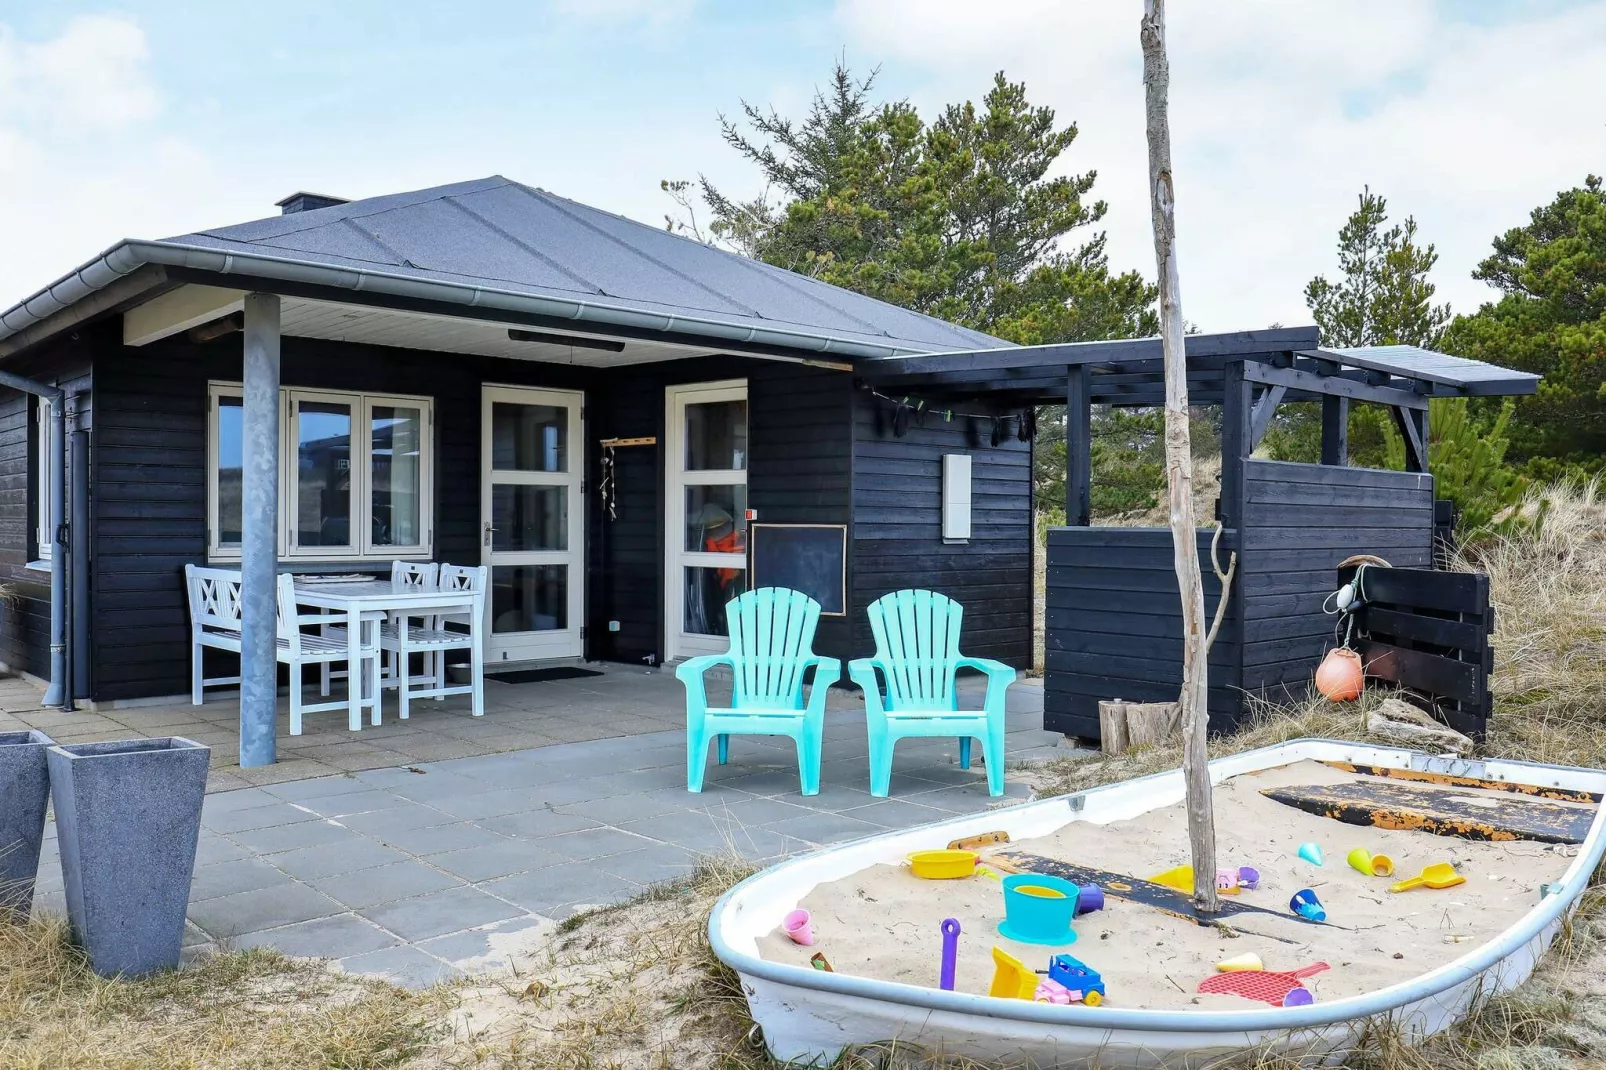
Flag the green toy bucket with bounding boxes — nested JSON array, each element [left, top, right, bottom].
[[998, 873, 1079, 945]]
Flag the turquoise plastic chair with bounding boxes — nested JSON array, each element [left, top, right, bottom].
[[849, 589, 1017, 797], [677, 587, 842, 795]]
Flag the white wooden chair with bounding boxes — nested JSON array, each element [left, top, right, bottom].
[[184, 564, 380, 733], [387, 563, 486, 720], [320, 561, 439, 699]]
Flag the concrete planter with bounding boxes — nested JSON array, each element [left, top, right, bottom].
[[0, 729, 55, 919], [47, 737, 210, 977]]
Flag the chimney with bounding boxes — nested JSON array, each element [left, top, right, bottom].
[[275, 191, 349, 215]]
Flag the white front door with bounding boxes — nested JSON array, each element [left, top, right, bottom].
[[481, 386, 585, 662], [665, 380, 748, 660]]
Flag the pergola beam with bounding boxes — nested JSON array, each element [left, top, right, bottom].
[[1243, 360, 1428, 410]]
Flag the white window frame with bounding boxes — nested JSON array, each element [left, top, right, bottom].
[[207, 381, 434, 562], [34, 397, 53, 562]]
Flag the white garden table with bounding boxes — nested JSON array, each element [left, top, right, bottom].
[[293, 578, 479, 730]]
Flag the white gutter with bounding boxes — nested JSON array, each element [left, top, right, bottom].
[[1, 238, 951, 361]]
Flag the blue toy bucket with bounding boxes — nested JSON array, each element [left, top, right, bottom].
[[998, 873, 1079, 945]]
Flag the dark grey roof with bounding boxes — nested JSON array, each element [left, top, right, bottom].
[[2, 175, 1007, 359], [1310, 346, 1540, 393], [858, 328, 1539, 403]]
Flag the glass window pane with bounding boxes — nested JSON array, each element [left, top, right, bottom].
[[492, 485, 567, 551], [684, 566, 746, 636], [491, 564, 567, 633], [683, 485, 747, 553], [492, 402, 567, 472], [371, 405, 423, 547], [216, 395, 243, 547], [296, 400, 352, 548], [684, 399, 746, 471]]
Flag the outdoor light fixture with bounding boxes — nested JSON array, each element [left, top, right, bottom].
[[507, 329, 626, 352]]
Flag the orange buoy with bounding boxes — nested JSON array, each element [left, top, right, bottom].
[[1316, 647, 1364, 701]]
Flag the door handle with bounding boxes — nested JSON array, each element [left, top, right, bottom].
[[483, 521, 498, 547]]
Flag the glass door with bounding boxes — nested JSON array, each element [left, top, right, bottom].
[[481, 386, 584, 662], [665, 380, 748, 660]]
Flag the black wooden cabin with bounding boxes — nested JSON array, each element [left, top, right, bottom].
[[858, 328, 1539, 742]]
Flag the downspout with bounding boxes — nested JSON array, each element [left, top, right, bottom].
[[0, 368, 68, 708]]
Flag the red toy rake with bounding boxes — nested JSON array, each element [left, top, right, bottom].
[[1197, 963, 1329, 1007]]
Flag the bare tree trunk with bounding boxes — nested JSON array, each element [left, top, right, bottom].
[[1140, 0, 1219, 914]]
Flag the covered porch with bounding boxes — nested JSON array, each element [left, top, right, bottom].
[[0, 664, 1060, 792]]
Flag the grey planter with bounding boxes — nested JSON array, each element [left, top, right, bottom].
[[48, 736, 210, 977], [0, 729, 55, 919]]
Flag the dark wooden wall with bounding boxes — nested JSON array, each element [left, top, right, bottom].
[[850, 392, 1033, 666], [1043, 527, 1240, 741], [1238, 460, 1435, 699], [3, 321, 857, 701], [1043, 460, 1435, 744], [0, 334, 92, 683], [581, 357, 853, 665]]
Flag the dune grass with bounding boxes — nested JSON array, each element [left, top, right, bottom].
[[0, 913, 445, 1070]]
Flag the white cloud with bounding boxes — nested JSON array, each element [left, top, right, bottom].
[[0, 15, 236, 309], [834, 0, 1606, 331]]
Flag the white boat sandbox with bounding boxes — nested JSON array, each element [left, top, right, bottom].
[[708, 739, 1606, 1069]]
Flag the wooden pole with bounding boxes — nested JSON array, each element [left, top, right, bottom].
[[1140, 0, 1219, 914]]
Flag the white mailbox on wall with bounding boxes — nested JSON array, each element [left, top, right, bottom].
[[942, 453, 972, 542]]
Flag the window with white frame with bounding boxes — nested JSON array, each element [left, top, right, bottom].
[[207, 383, 433, 561], [34, 397, 54, 562]]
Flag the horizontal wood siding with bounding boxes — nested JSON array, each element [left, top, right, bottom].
[[91, 329, 592, 700], [852, 394, 1032, 665], [0, 335, 91, 685], [580, 356, 852, 664], [1238, 459, 1434, 698], [1043, 527, 1241, 742], [86, 324, 853, 699], [748, 366, 853, 658]]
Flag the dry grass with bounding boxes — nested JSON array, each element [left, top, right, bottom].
[[0, 913, 445, 1070], [420, 855, 764, 1070]]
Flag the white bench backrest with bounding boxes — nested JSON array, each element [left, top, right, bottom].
[[185, 564, 244, 633]]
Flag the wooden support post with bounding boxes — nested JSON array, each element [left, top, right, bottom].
[[1392, 405, 1428, 472], [1066, 365, 1092, 526], [1248, 384, 1286, 451], [1219, 361, 1251, 529], [1321, 395, 1349, 466]]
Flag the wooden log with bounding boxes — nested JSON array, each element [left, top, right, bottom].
[[1098, 699, 1130, 755], [1125, 701, 1179, 748]]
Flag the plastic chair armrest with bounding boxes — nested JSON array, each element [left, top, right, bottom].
[[955, 656, 1016, 681], [674, 654, 734, 682]]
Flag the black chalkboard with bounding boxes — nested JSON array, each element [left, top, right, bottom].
[[748, 524, 847, 616]]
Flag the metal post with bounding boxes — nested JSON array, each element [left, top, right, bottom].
[[46, 397, 67, 707], [71, 426, 90, 701], [240, 293, 281, 767], [0, 368, 68, 707]]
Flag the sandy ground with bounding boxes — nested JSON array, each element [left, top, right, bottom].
[[757, 760, 1585, 1010]]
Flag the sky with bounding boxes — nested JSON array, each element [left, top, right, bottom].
[[1, 1, 1603, 333]]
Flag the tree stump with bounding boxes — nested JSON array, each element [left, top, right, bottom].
[[1098, 700, 1130, 755], [1126, 702, 1180, 749]]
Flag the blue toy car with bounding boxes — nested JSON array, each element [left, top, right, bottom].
[[1047, 954, 1107, 1006]]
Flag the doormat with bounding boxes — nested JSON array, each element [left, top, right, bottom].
[[486, 667, 605, 684]]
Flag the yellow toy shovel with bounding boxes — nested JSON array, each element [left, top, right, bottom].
[[1389, 862, 1465, 893]]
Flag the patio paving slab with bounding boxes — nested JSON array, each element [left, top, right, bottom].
[[307, 861, 465, 911], [358, 885, 529, 943], [27, 669, 1073, 988]]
